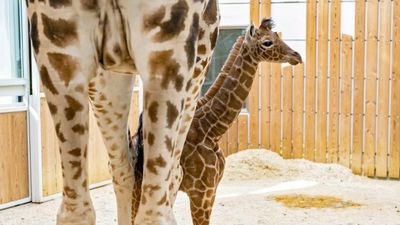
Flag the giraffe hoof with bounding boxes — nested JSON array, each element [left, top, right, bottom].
[[57, 214, 95, 225], [57, 203, 96, 225]]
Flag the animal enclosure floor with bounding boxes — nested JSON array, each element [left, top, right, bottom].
[[1, 149, 400, 225]]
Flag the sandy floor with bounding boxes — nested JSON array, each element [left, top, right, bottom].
[[1, 149, 400, 225]]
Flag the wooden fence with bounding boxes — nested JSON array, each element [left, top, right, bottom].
[[219, 0, 400, 179]]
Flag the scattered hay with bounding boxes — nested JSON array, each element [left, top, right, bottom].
[[273, 194, 363, 209], [223, 149, 360, 182]]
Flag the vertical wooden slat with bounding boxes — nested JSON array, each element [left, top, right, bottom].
[[219, 133, 228, 156], [228, 119, 239, 155], [339, 34, 353, 168], [328, 0, 341, 163], [260, 63, 271, 150], [376, 0, 391, 177], [316, 0, 329, 163], [260, 0, 271, 150], [364, 0, 379, 176], [238, 114, 249, 150], [305, 0, 317, 160], [352, 0, 366, 175], [40, 98, 63, 196], [389, 0, 400, 178], [129, 91, 140, 135], [271, 63, 281, 153], [0, 112, 29, 204], [248, 0, 260, 149], [282, 66, 293, 158], [293, 64, 304, 158]]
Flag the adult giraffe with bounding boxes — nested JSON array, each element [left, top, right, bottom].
[[26, 0, 219, 224]]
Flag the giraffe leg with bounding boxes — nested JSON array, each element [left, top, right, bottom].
[[168, 0, 221, 205], [26, 4, 100, 224], [34, 51, 96, 225], [88, 70, 135, 225], [188, 189, 217, 225]]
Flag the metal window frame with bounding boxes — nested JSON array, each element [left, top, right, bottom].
[[0, 0, 32, 210]]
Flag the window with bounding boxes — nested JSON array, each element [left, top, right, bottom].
[[200, 1, 249, 109], [0, 0, 27, 106], [201, 28, 246, 95]]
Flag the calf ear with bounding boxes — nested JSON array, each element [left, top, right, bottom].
[[260, 18, 274, 31], [245, 24, 255, 42]]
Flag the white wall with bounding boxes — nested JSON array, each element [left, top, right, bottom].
[[219, 0, 357, 62]]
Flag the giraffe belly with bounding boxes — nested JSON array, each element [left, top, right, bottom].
[[96, 1, 137, 74]]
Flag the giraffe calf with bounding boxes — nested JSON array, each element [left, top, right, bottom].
[[131, 19, 302, 225]]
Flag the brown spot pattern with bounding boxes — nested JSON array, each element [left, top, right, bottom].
[[165, 136, 174, 152], [185, 80, 192, 92], [166, 101, 179, 128], [146, 155, 167, 175], [143, 6, 166, 31], [47, 102, 58, 114], [64, 186, 78, 199], [197, 44, 207, 55], [30, 13, 40, 54], [64, 95, 84, 120], [68, 148, 81, 157], [157, 193, 167, 205], [47, 53, 79, 86], [72, 124, 86, 134], [203, 0, 218, 25], [39, 66, 58, 95], [210, 27, 219, 50], [148, 101, 159, 122], [148, 50, 183, 91], [184, 13, 200, 69], [55, 123, 66, 142], [70, 160, 82, 179], [148, 132, 155, 146], [49, 0, 71, 8], [81, 0, 97, 10], [151, 0, 189, 42], [41, 14, 77, 47]]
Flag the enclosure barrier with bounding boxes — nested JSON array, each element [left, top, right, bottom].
[[219, 0, 400, 179]]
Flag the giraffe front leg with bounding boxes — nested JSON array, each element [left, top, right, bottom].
[[168, 3, 221, 204], [88, 71, 135, 225], [39, 63, 95, 225]]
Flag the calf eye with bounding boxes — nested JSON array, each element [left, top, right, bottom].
[[262, 40, 273, 47]]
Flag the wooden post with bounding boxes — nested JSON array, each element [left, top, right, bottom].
[[228, 119, 239, 155], [238, 114, 249, 150], [328, 0, 341, 164], [260, 0, 271, 150], [352, 0, 366, 175], [316, 0, 329, 163], [339, 34, 353, 168], [375, 0, 391, 178], [271, 63, 282, 153], [282, 66, 293, 158], [292, 64, 304, 158], [305, 0, 317, 161], [389, 0, 400, 178], [248, 0, 260, 149], [219, 133, 228, 156], [364, 0, 379, 177]]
